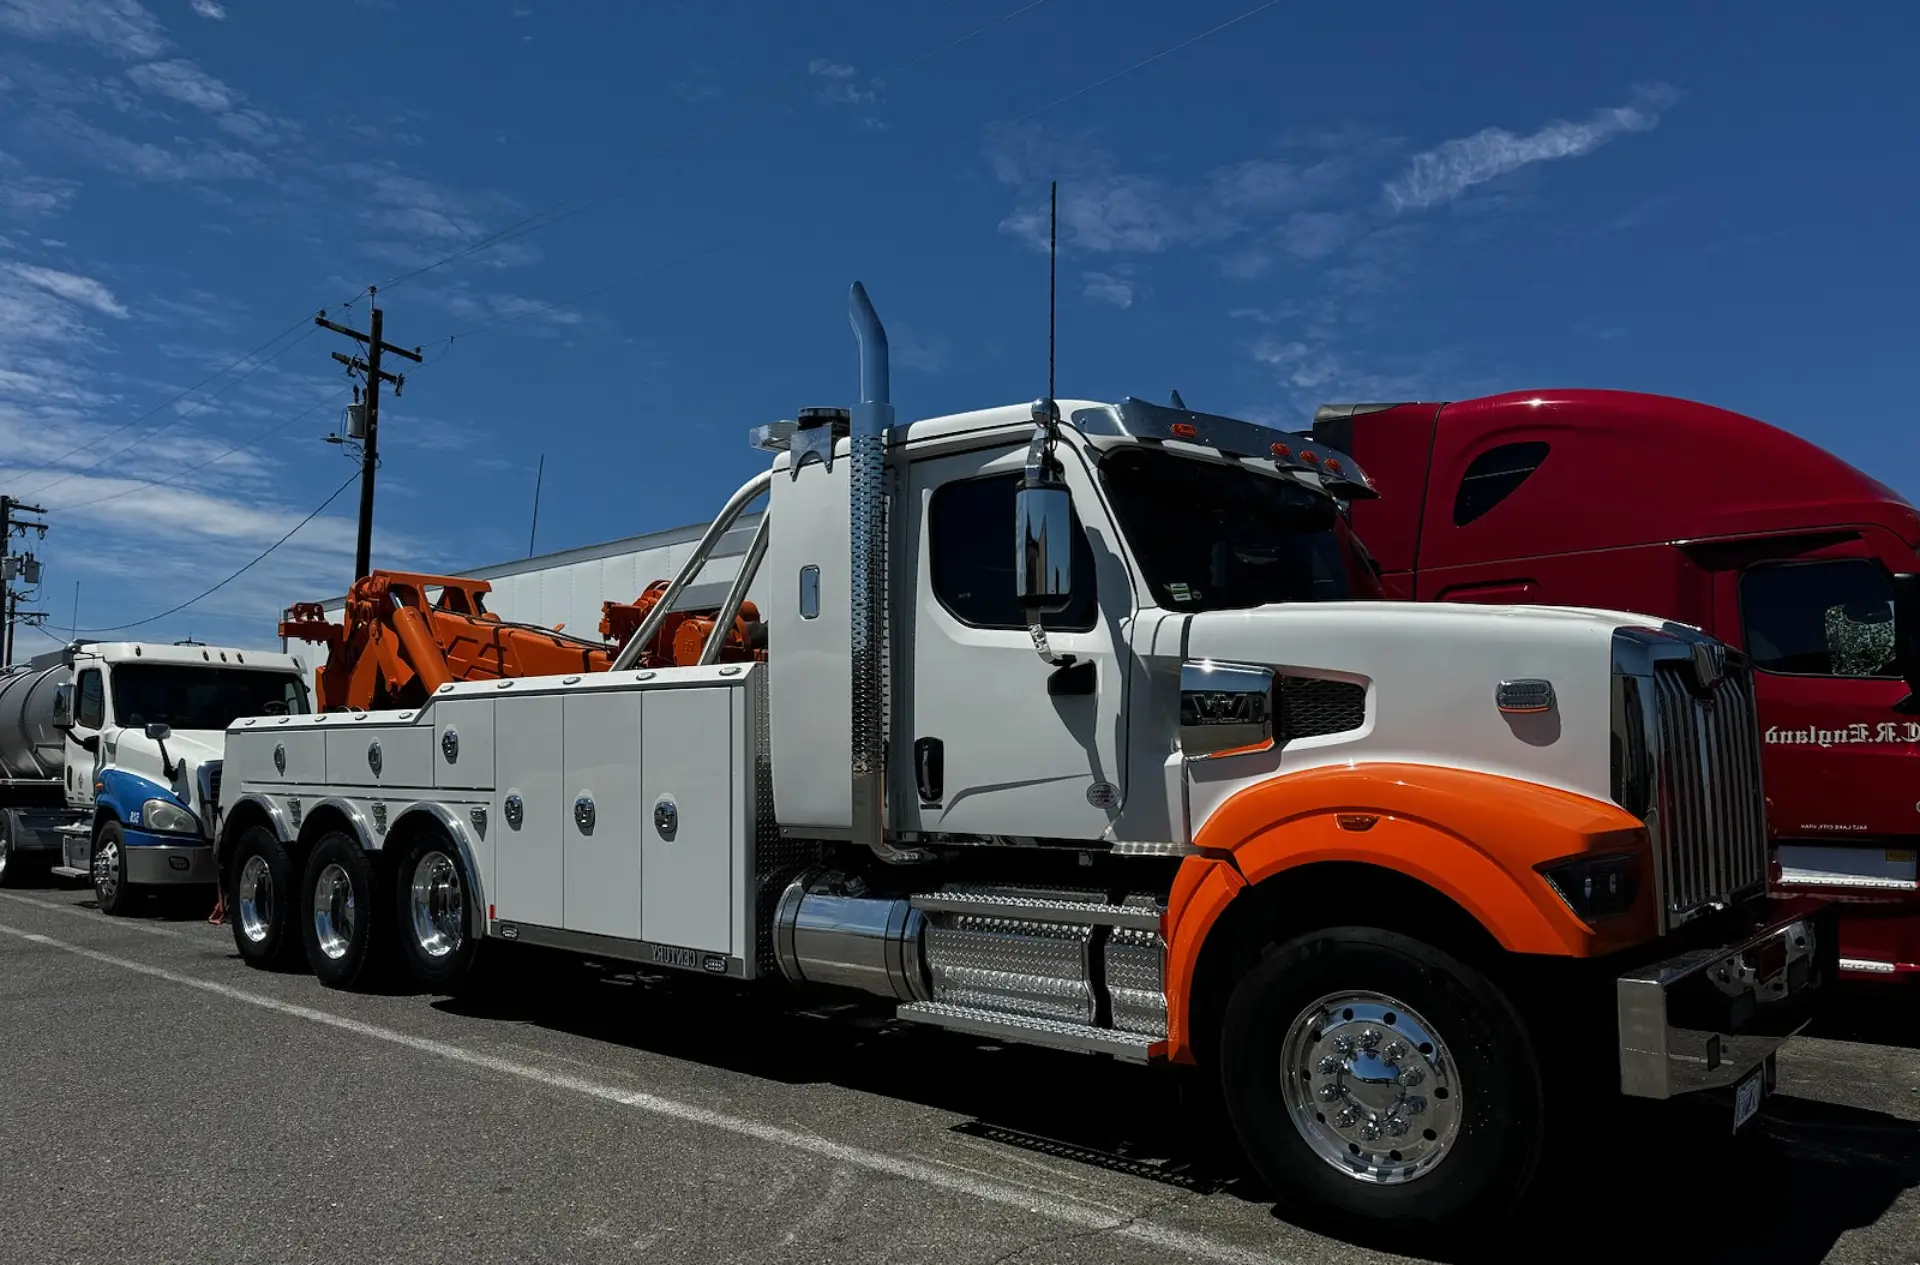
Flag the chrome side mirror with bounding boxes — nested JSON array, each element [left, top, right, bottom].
[[51, 682, 73, 730], [1014, 480, 1074, 614], [145, 722, 172, 742], [1180, 660, 1276, 759]]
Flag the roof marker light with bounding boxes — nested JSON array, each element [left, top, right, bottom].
[[1270, 442, 1292, 460], [1171, 421, 1199, 439], [1324, 457, 1342, 473]]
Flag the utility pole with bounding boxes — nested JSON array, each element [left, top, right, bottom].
[[0, 496, 48, 668], [316, 285, 422, 582]]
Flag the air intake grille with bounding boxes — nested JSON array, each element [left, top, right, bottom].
[[1651, 661, 1767, 920], [1279, 676, 1366, 740]]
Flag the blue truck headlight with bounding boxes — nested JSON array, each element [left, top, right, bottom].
[[141, 798, 200, 835]]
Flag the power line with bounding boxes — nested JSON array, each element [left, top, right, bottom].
[[72, 468, 361, 634], [1003, 0, 1286, 126], [24, 323, 326, 502], [4, 312, 315, 494]]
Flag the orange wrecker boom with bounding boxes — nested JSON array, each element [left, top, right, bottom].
[[281, 569, 765, 712]]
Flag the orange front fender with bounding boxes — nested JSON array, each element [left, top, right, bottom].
[[1161, 763, 1651, 1063]]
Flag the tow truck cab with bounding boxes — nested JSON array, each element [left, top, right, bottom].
[[1316, 390, 1920, 977]]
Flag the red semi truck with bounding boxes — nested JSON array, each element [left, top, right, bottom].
[[1314, 389, 1920, 980]]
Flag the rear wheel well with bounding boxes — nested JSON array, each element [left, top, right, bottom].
[[216, 801, 278, 876], [1186, 861, 1507, 1071]]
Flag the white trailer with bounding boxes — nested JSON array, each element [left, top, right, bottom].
[[215, 283, 1832, 1239]]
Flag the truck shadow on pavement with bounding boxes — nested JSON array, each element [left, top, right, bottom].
[[436, 958, 1920, 1265]]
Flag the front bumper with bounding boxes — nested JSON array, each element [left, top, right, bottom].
[[121, 834, 217, 886], [1616, 894, 1836, 1099]]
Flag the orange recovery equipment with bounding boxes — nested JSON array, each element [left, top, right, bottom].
[[280, 570, 765, 712]]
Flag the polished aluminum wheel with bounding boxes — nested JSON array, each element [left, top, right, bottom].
[[408, 850, 464, 960], [237, 854, 274, 945], [1280, 990, 1462, 1185], [0, 819, 11, 883], [92, 835, 120, 905], [312, 861, 356, 961]]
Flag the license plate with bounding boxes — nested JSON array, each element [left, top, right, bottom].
[[1732, 1065, 1766, 1133]]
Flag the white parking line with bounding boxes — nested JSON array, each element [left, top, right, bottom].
[[0, 890, 199, 939], [0, 919, 1295, 1265]]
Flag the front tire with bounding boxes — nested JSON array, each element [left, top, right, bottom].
[[92, 821, 136, 916], [1218, 926, 1545, 1238], [393, 833, 478, 993], [300, 832, 391, 990], [228, 826, 304, 971]]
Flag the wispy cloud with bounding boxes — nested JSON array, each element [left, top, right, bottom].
[[1383, 84, 1679, 212], [0, 0, 170, 60], [189, 0, 224, 18], [0, 150, 79, 218], [807, 58, 875, 106], [8, 262, 129, 318], [1081, 270, 1135, 309], [125, 56, 233, 110]]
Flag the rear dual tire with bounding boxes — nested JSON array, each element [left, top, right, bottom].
[[228, 825, 304, 970], [302, 832, 392, 990], [392, 833, 478, 993]]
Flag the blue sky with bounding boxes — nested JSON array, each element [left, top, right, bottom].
[[1, 0, 1915, 651]]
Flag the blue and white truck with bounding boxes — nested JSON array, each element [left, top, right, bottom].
[[0, 640, 308, 914]]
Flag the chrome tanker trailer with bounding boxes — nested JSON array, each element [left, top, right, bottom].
[[0, 649, 78, 884]]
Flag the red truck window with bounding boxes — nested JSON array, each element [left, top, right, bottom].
[[1740, 559, 1897, 677], [1453, 442, 1549, 527]]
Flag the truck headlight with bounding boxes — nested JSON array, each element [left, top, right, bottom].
[[142, 798, 200, 835], [1539, 852, 1639, 922]]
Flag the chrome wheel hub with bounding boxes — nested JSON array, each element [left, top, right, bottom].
[[237, 854, 274, 945], [93, 837, 119, 902], [312, 862, 356, 961], [408, 850, 464, 960], [1281, 990, 1461, 1185]]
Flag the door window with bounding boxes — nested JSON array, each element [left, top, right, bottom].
[[1741, 559, 1897, 677], [928, 472, 1098, 631], [75, 670, 106, 728]]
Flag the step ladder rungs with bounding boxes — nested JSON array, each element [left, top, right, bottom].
[[895, 1001, 1164, 1063]]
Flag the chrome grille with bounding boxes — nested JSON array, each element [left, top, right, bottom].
[[1651, 660, 1767, 921]]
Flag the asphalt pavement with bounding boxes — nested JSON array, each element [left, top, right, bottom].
[[2, 880, 1918, 1265]]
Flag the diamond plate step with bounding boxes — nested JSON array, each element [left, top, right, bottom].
[[895, 1001, 1164, 1062], [50, 866, 88, 880], [909, 892, 1163, 930]]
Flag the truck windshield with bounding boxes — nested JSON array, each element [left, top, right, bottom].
[[110, 665, 310, 731], [1098, 446, 1381, 612]]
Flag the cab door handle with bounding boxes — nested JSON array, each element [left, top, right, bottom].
[[914, 737, 943, 804]]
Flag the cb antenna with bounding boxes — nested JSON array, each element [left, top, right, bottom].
[[1048, 180, 1057, 406]]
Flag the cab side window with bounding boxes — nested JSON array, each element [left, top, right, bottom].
[[1741, 560, 1897, 677], [929, 472, 1098, 631], [75, 670, 106, 728], [1453, 441, 1549, 527]]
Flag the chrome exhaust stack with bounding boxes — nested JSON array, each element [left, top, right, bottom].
[[846, 283, 927, 864]]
